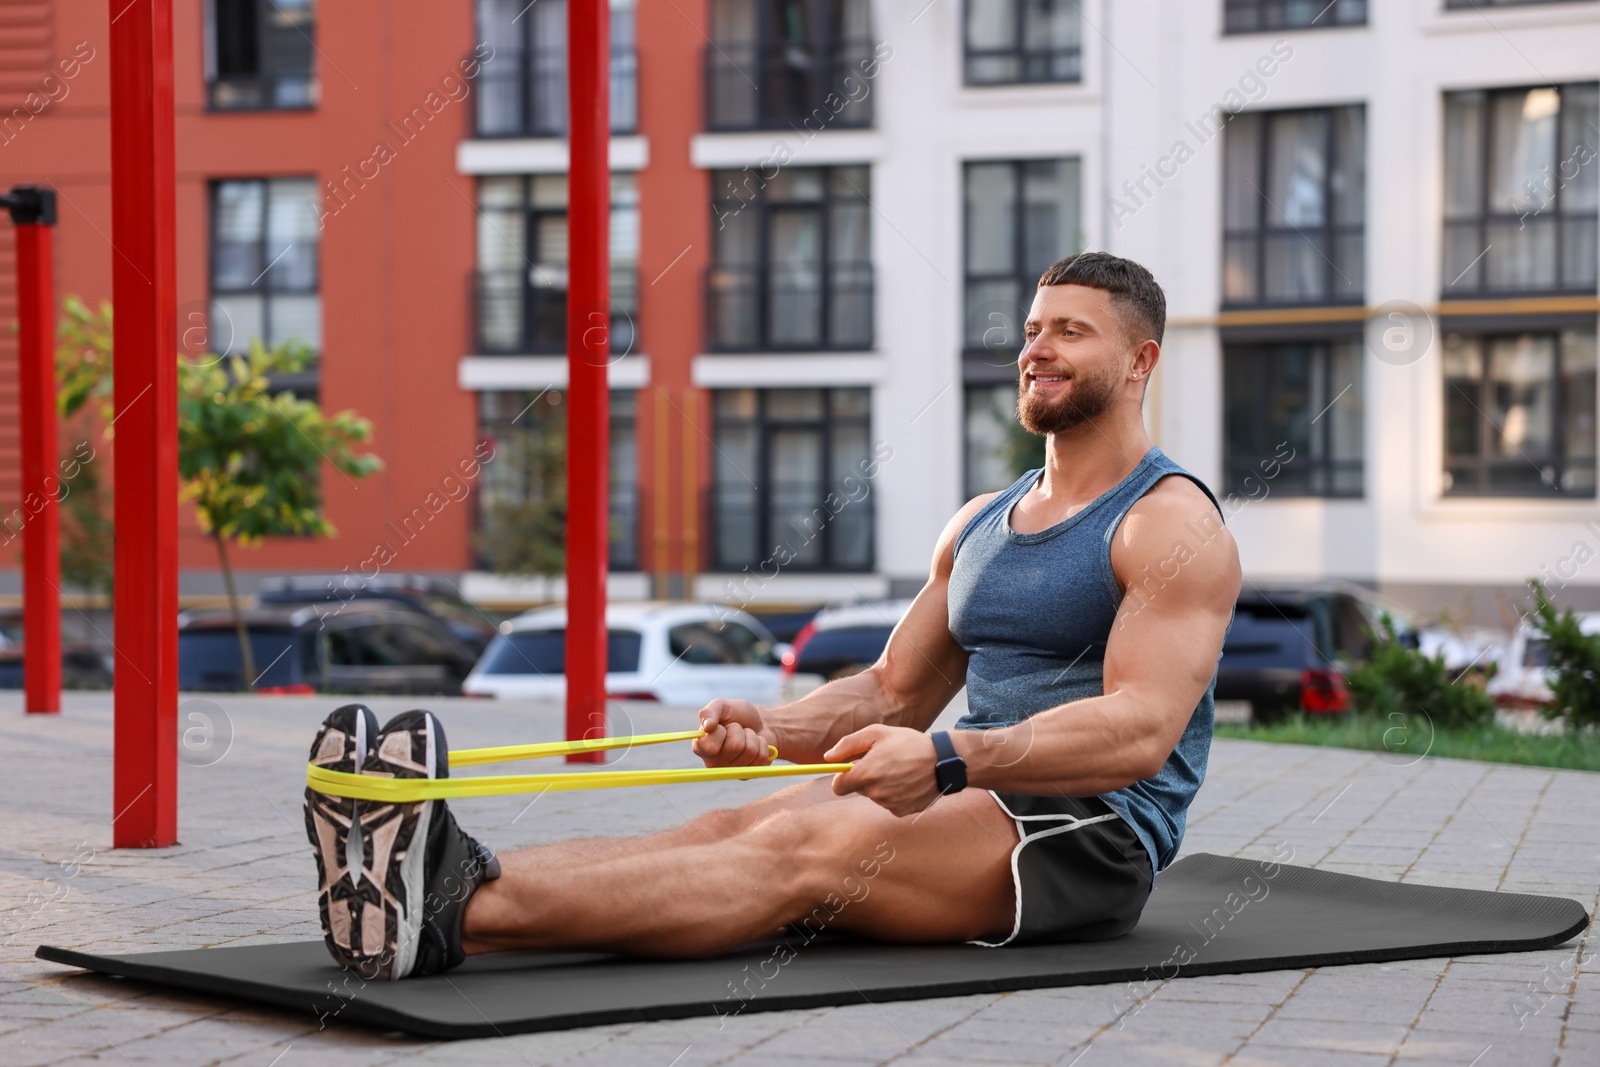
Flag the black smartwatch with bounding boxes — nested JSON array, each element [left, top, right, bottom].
[[930, 730, 968, 794]]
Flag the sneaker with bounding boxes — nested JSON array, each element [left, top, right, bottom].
[[411, 793, 502, 976], [358, 710, 500, 979], [302, 703, 381, 973]]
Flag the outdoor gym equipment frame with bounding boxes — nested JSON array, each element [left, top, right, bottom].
[[101, 0, 612, 844], [2, 185, 60, 717]]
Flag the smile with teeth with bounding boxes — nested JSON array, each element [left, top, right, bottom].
[[1028, 372, 1070, 386]]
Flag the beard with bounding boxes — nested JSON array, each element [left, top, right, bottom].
[[1016, 363, 1122, 435]]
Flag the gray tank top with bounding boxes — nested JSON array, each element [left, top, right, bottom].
[[948, 447, 1225, 874]]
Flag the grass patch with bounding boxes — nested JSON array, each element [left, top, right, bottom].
[[1214, 715, 1600, 772]]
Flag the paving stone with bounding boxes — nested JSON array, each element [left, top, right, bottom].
[[1231, 1048, 1398, 1067], [1051, 1033, 1230, 1066]]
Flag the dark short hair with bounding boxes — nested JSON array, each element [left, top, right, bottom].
[[1037, 252, 1166, 346]]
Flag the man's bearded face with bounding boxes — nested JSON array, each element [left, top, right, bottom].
[[1016, 356, 1123, 435]]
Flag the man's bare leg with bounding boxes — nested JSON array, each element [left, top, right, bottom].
[[461, 779, 1020, 958], [490, 779, 840, 876]]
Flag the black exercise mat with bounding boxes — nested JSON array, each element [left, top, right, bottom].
[[37, 853, 1588, 1039]]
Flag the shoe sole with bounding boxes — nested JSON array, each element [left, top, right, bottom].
[[360, 712, 442, 980], [303, 705, 382, 974]]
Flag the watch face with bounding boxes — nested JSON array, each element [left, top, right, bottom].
[[936, 758, 967, 793]]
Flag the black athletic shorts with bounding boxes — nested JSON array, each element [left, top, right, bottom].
[[974, 791, 1154, 947]]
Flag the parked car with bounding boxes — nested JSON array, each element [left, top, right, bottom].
[[0, 608, 115, 690], [256, 573, 501, 655], [1213, 590, 1353, 724], [463, 602, 786, 704], [1486, 613, 1600, 710], [746, 607, 823, 644], [0, 645, 115, 690], [1243, 580, 1509, 677], [178, 600, 477, 694], [782, 599, 915, 691]]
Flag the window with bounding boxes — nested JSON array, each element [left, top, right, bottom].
[[476, 628, 644, 675], [706, 0, 876, 131], [708, 166, 872, 351], [473, 173, 639, 355], [961, 159, 1075, 494], [668, 621, 770, 665], [205, 0, 316, 110], [1222, 340, 1364, 497], [710, 388, 874, 572], [1445, 0, 1593, 7], [963, 158, 1081, 360], [1442, 85, 1599, 296], [1442, 329, 1597, 497], [964, 384, 1045, 496], [476, 389, 640, 571], [384, 622, 462, 669], [717, 619, 778, 664], [964, 0, 1082, 85], [327, 624, 398, 668], [1224, 0, 1366, 32], [474, 0, 638, 137], [210, 178, 321, 357], [1223, 106, 1366, 307]]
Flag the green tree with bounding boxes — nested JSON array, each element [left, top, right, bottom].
[[1347, 613, 1494, 731], [56, 297, 116, 606], [180, 341, 382, 684], [57, 421, 113, 604], [53, 296, 382, 688], [1527, 580, 1600, 730]]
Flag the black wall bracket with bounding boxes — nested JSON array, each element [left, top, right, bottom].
[[0, 185, 58, 226]]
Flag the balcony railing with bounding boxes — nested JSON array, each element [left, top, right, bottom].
[[705, 261, 873, 352], [704, 39, 876, 132], [472, 49, 638, 138], [471, 267, 639, 355], [1445, 0, 1587, 7], [1222, 226, 1365, 308], [1224, 0, 1366, 32], [208, 73, 317, 111], [1443, 214, 1599, 296], [964, 46, 1082, 86]]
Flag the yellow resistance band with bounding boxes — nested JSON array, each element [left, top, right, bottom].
[[306, 729, 853, 802]]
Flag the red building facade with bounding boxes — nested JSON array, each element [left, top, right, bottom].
[[0, 0, 712, 603]]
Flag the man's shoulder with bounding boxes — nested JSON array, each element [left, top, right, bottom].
[[957, 490, 1004, 525], [930, 491, 1006, 578], [1132, 472, 1222, 525], [1112, 474, 1239, 595]]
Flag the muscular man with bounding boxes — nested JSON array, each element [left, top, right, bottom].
[[302, 252, 1240, 979]]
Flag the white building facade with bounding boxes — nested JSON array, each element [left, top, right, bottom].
[[715, 0, 1600, 627], [459, 0, 1600, 626]]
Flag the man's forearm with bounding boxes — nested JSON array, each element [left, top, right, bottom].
[[950, 693, 1176, 797], [765, 668, 916, 765]]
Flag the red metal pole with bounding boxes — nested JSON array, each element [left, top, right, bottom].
[[7, 188, 60, 714], [565, 0, 610, 761], [109, 0, 179, 846]]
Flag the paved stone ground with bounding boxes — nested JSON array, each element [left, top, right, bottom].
[[1, 691, 1595, 1067]]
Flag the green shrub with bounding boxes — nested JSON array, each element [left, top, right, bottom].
[[1346, 614, 1494, 730], [1527, 581, 1600, 730]]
